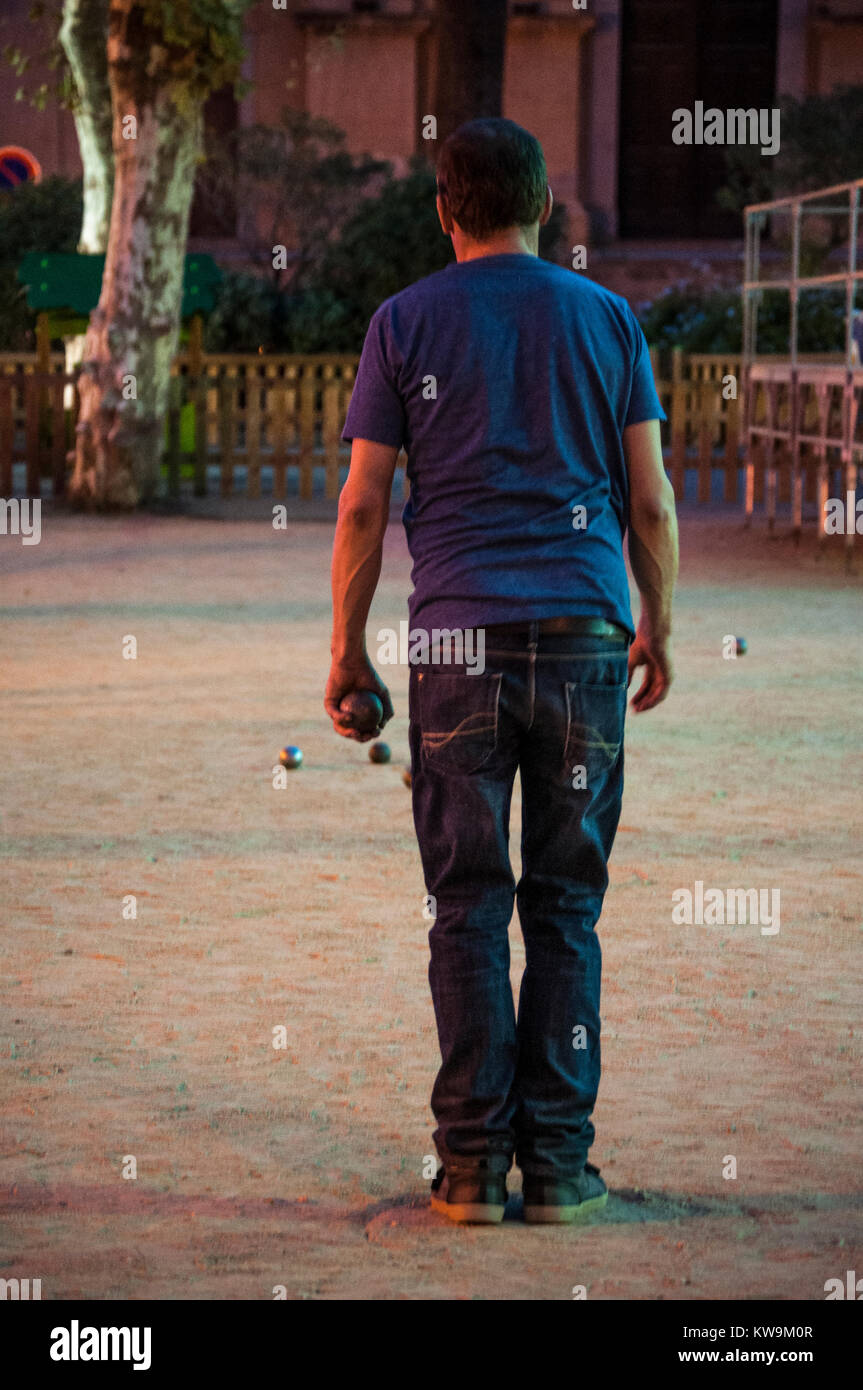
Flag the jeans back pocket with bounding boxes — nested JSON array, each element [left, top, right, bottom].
[[564, 678, 626, 786], [418, 670, 502, 774]]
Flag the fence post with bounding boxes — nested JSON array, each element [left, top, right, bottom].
[[36, 315, 51, 373], [186, 316, 207, 497], [697, 379, 714, 504], [50, 375, 67, 496], [188, 314, 203, 378], [271, 366, 289, 498], [298, 364, 316, 500], [193, 373, 208, 496], [0, 377, 12, 493], [246, 363, 261, 498], [322, 363, 341, 500], [847, 381, 862, 568], [25, 374, 41, 496], [35, 317, 53, 492], [669, 346, 687, 499], [219, 368, 235, 498], [724, 379, 740, 503], [753, 375, 766, 507], [166, 374, 182, 498]]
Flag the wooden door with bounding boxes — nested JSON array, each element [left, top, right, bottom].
[[618, 0, 779, 238]]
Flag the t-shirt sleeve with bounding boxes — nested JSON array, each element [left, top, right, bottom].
[[624, 308, 666, 426], [342, 305, 406, 447]]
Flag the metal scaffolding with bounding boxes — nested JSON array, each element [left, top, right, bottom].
[[742, 177, 863, 564]]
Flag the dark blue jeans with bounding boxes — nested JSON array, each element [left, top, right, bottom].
[[407, 622, 629, 1179]]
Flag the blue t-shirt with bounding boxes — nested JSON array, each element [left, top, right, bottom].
[[342, 253, 666, 639]]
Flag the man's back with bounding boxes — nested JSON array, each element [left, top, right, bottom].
[[343, 253, 666, 637]]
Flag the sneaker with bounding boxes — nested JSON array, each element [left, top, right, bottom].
[[430, 1164, 507, 1224], [522, 1162, 608, 1224]]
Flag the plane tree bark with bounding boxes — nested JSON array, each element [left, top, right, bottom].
[[67, 0, 248, 508], [59, 0, 114, 253]]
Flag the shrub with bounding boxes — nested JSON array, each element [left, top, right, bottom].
[[308, 158, 569, 351], [638, 286, 742, 354], [718, 86, 863, 229], [203, 271, 283, 353], [0, 266, 37, 350], [0, 176, 82, 350], [308, 162, 454, 349], [202, 158, 569, 353], [281, 287, 355, 354], [0, 175, 82, 263], [638, 283, 848, 356]]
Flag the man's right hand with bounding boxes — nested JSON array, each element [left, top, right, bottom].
[[627, 624, 673, 712], [623, 418, 679, 712]]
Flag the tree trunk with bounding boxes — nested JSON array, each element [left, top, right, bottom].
[[60, 0, 114, 253], [433, 0, 508, 142], [68, 4, 203, 509]]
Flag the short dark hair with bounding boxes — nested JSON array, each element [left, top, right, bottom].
[[435, 118, 547, 241]]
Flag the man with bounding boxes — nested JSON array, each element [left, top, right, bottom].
[[325, 118, 678, 1225]]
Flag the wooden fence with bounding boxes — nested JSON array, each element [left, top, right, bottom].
[[166, 353, 357, 500], [0, 346, 844, 505], [0, 353, 359, 501], [0, 358, 73, 498], [654, 348, 742, 503]]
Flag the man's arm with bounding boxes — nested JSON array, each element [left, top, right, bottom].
[[325, 438, 399, 740], [624, 418, 679, 712]]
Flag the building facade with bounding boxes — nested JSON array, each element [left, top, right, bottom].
[[1, 0, 862, 287]]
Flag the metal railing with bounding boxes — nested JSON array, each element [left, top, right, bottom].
[[741, 178, 863, 562]]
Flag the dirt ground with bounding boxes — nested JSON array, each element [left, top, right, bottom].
[[1, 504, 861, 1301]]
